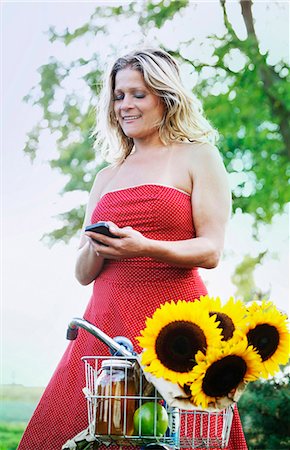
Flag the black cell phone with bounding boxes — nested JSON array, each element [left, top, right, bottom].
[[85, 222, 119, 245]]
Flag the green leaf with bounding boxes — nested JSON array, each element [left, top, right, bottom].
[[140, 0, 189, 29]]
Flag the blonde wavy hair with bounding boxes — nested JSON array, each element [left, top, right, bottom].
[[94, 48, 218, 164]]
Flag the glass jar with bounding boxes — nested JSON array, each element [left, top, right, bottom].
[[95, 359, 136, 436]]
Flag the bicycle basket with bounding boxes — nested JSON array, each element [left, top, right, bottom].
[[82, 355, 233, 449]]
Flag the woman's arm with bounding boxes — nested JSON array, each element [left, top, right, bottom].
[[75, 241, 104, 286], [88, 145, 231, 269], [75, 166, 114, 285], [144, 144, 231, 268]]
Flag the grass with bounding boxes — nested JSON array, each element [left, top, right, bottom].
[[1, 385, 44, 402], [0, 422, 27, 450], [0, 384, 44, 449]]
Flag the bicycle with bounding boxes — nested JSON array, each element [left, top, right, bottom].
[[65, 318, 234, 449]]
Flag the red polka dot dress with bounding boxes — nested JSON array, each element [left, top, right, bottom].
[[18, 185, 247, 449]]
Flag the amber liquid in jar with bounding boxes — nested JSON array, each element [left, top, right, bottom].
[[95, 359, 137, 436]]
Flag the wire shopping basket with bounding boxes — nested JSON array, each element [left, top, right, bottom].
[[67, 318, 234, 449]]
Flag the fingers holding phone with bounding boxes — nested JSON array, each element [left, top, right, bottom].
[[85, 222, 122, 259], [85, 221, 120, 246], [84, 221, 146, 259]]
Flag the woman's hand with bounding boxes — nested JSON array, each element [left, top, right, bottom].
[[85, 221, 148, 260]]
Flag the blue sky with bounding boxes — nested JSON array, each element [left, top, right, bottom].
[[2, 1, 289, 387]]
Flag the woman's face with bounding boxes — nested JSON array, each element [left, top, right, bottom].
[[113, 67, 165, 142]]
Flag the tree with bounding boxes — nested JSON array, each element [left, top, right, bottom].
[[23, 0, 289, 245], [231, 251, 269, 302], [238, 367, 290, 449]]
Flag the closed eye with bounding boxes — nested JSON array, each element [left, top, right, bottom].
[[113, 94, 124, 101], [113, 92, 146, 101]]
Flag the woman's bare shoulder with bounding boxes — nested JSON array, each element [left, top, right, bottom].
[[97, 163, 119, 179], [89, 164, 118, 199], [185, 142, 223, 165], [173, 141, 221, 166], [182, 141, 219, 155], [94, 164, 119, 186]]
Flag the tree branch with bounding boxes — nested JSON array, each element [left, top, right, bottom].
[[220, 0, 239, 40], [239, 0, 290, 157], [240, 0, 257, 38], [167, 50, 238, 76]]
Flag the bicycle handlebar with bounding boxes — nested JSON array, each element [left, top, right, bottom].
[[66, 318, 133, 357]]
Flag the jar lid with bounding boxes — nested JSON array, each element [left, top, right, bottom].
[[101, 359, 133, 369]]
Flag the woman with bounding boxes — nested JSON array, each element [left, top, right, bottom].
[[18, 48, 247, 449]]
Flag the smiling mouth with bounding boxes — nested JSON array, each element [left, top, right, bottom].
[[122, 115, 142, 121]]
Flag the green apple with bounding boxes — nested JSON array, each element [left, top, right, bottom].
[[133, 402, 168, 437]]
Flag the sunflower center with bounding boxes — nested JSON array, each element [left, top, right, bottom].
[[155, 321, 207, 372], [209, 312, 235, 340], [202, 355, 247, 397], [247, 324, 279, 361]]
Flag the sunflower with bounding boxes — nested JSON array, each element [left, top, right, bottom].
[[242, 301, 289, 377], [137, 300, 222, 384], [189, 338, 262, 409], [198, 295, 247, 341]]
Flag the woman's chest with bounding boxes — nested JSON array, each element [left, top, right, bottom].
[[102, 151, 192, 196]]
